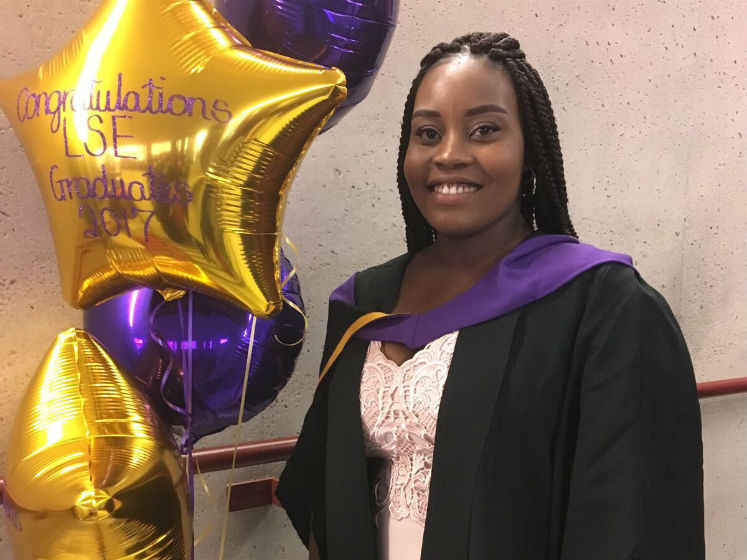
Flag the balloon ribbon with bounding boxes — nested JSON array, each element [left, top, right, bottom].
[[218, 314, 257, 559], [318, 312, 390, 385]]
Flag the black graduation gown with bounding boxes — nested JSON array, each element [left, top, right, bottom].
[[276, 255, 705, 560]]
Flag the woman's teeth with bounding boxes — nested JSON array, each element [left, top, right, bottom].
[[433, 183, 480, 195]]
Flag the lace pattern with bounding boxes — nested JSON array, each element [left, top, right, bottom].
[[359, 331, 458, 527]]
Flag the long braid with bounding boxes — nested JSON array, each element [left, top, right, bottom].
[[397, 82, 434, 250], [397, 32, 576, 252]]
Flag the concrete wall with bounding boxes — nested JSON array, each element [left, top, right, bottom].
[[0, 1, 744, 558]]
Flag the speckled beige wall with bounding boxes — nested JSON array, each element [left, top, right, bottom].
[[0, 1, 744, 559]]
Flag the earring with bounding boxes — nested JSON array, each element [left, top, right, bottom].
[[520, 167, 535, 197], [520, 167, 535, 225]]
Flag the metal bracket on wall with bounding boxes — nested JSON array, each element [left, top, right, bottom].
[[228, 477, 280, 511]]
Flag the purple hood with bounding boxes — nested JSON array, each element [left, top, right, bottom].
[[330, 234, 634, 349]]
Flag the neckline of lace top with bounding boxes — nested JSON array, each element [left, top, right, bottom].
[[369, 329, 458, 369]]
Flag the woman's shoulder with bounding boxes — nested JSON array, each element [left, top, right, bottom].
[[329, 252, 411, 307], [505, 235, 678, 327], [513, 235, 665, 310], [583, 259, 666, 301], [577, 260, 681, 334]]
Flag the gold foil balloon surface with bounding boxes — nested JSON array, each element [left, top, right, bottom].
[[0, 0, 346, 317], [3, 328, 192, 559]]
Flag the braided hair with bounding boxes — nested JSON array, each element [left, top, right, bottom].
[[397, 32, 577, 252]]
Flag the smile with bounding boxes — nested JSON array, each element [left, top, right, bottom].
[[430, 182, 482, 195]]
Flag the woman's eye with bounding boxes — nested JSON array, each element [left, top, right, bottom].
[[415, 127, 440, 142], [471, 124, 499, 138]]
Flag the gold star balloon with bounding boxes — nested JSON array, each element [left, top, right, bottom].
[[3, 328, 191, 559], [0, 0, 346, 317]]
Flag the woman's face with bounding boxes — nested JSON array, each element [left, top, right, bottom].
[[403, 55, 526, 240]]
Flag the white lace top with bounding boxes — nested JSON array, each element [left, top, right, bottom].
[[359, 330, 458, 560]]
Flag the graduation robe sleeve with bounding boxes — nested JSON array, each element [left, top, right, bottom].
[[274, 293, 354, 555], [559, 265, 704, 559]]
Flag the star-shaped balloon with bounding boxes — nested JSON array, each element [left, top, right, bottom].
[[4, 328, 191, 559], [0, 0, 345, 317]]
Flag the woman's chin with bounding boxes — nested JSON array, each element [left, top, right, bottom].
[[429, 222, 484, 240]]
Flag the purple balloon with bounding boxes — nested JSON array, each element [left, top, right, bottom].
[[215, 0, 399, 129], [84, 255, 305, 444]]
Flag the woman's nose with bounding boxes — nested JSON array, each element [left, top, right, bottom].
[[432, 132, 473, 167]]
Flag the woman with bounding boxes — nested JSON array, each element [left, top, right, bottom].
[[276, 32, 704, 560]]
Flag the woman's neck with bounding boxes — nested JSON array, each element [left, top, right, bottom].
[[426, 216, 534, 279]]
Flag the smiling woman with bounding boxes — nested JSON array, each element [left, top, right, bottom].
[[275, 32, 705, 560], [404, 59, 527, 242]]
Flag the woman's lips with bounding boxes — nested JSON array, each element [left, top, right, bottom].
[[428, 182, 482, 202], [430, 182, 481, 195]]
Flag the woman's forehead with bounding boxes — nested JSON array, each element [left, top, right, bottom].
[[414, 55, 518, 114]]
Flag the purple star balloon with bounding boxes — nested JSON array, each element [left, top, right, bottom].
[[215, 0, 399, 129]]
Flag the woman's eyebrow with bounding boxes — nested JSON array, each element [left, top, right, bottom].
[[411, 104, 508, 120], [464, 104, 507, 116], [412, 109, 440, 119]]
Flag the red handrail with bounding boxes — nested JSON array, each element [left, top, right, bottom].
[[1, 376, 745, 508], [695, 377, 747, 398], [193, 436, 298, 473]]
